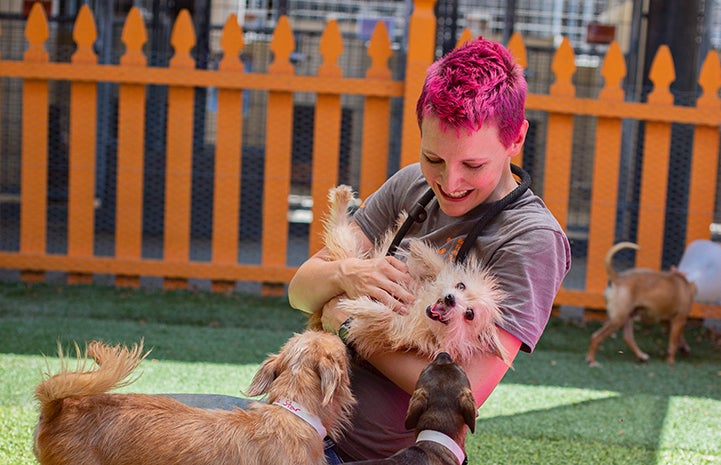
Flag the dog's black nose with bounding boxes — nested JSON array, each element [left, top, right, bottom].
[[434, 352, 452, 364], [444, 294, 455, 306]]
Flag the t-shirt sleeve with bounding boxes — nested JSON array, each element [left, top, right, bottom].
[[487, 226, 571, 353]]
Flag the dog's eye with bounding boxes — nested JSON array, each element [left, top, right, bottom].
[[455, 282, 466, 290], [464, 308, 475, 320]]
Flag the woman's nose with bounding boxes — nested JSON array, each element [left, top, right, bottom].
[[441, 166, 463, 192]]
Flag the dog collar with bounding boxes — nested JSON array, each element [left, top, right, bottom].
[[272, 398, 327, 439], [416, 430, 465, 465]]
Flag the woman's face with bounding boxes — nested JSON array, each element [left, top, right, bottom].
[[420, 114, 526, 217]]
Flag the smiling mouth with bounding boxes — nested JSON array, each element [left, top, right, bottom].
[[439, 188, 471, 200]]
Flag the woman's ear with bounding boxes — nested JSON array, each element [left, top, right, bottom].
[[507, 119, 529, 157]]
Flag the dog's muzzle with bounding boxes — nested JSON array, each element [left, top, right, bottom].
[[426, 294, 455, 324]]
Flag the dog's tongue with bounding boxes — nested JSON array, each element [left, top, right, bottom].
[[426, 304, 448, 324]]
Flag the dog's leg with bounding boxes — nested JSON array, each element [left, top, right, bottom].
[[665, 315, 689, 364], [587, 319, 624, 367], [677, 331, 691, 355], [622, 319, 649, 362], [339, 297, 397, 359]]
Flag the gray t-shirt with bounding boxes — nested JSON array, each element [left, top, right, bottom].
[[335, 163, 571, 460]]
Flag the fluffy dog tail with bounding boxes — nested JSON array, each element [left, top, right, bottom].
[[35, 340, 148, 416], [605, 241, 639, 283]]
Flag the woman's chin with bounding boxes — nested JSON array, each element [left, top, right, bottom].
[[438, 198, 474, 217]]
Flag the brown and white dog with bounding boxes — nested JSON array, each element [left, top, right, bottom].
[[33, 331, 355, 465], [586, 241, 698, 366], [312, 185, 509, 367], [344, 352, 477, 464]]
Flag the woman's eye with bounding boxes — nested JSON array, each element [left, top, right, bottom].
[[455, 282, 466, 290]]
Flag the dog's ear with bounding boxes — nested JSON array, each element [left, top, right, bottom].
[[404, 388, 429, 430], [407, 240, 446, 281], [318, 356, 344, 406], [459, 388, 477, 434], [245, 354, 279, 397]]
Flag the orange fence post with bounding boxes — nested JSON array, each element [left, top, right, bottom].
[[686, 51, 721, 244], [507, 32, 528, 168], [67, 5, 98, 285], [359, 21, 393, 200], [542, 38, 575, 230], [115, 7, 148, 289], [19, 3, 50, 283], [261, 15, 295, 295], [308, 20, 344, 255], [585, 42, 626, 294], [211, 14, 245, 294], [399, 0, 436, 168], [637, 46, 675, 271], [163, 9, 196, 290]]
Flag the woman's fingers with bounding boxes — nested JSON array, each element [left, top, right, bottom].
[[338, 256, 415, 312]]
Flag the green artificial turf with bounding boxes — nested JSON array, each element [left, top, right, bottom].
[[1, 282, 719, 465]]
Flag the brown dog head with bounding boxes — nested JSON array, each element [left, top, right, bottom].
[[245, 330, 356, 441], [404, 352, 477, 436]]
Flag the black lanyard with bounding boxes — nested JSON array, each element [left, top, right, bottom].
[[385, 164, 532, 265]]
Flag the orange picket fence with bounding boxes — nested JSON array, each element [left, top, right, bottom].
[[0, 0, 719, 319]]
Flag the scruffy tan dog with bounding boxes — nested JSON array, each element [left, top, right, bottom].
[[586, 241, 698, 366], [33, 331, 355, 465], [344, 352, 477, 464], [313, 185, 509, 366]]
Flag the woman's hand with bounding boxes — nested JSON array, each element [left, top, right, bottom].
[[287, 222, 415, 316], [336, 255, 415, 314]]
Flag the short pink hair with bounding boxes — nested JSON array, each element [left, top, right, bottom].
[[415, 37, 527, 148]]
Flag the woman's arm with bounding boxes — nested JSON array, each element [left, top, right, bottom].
[[366, 328, 520, 406], [288, 222, 415, 315]]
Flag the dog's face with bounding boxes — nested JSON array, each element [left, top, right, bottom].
[[405, 239, 503, 333], [245, 330, 355, 440], [400, 238, 508, 364], [405, 352, 477, 434], [421, 264, 503, 340], [246, 331, 352, 405]]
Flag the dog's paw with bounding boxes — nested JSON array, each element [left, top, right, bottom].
[[636, 352, 650, 363]]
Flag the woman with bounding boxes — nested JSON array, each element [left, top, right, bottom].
[[288, 37, 571, 463]]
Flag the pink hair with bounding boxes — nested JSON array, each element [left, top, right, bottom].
[[415, 37, 527, 148]]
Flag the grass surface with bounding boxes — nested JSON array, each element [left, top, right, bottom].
[[1, 282, 720, 464]]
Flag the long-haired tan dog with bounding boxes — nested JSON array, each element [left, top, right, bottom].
[[33, 331, 355, 465], [313, 185, 509, 366], [344, 352, 477, 464], [586, 241, 698, 366]]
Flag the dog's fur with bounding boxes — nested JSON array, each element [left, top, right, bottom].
[[586, 241, 698, 366], [33, 331, 355, 465], [344, 352, 477, 464], [312, 185, 509, 367]]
